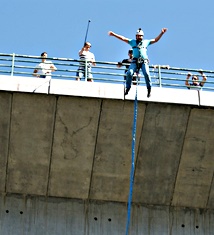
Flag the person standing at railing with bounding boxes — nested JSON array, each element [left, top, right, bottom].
[[117, 49, 137, 85], [76, 42, 96, 82], [185, 70, 207, 90], [108, 28, 168, 98], [117, 49, 133, 80], [33, 52, 57, 78]]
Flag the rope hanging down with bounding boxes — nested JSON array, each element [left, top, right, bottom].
[[125, 80, 138, 235]]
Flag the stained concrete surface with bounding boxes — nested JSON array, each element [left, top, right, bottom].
[[0, 77, 214, 234]]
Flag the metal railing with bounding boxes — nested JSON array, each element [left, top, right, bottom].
[[1, 53, 214, 91]]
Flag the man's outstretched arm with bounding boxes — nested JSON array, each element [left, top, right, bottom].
[[108, 31, 129, 43], [150, 28, 168, 45]]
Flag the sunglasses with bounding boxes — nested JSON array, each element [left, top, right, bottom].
[[192, 76, 198, 80]]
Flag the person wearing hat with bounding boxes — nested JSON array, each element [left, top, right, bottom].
[[108, 28, 167, 97]]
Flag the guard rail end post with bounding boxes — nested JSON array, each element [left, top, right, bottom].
[[158, 65, 162, 87], [85, 60, 88, 82], [11, 53, 15, 76]]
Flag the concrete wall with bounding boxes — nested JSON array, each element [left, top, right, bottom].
[[0, 194, 214, 235], [0, 76, 214, 234]]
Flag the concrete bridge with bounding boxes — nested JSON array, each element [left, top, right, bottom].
[[0, 75, 214, 234]]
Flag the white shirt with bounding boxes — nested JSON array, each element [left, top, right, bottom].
[[78, 51, 95, 71], [35, 60, 56, 77]]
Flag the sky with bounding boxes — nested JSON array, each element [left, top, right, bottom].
[[1, 0, 214, 72]]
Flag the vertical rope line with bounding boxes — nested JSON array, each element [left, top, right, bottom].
[[125, 81, 138, 235]]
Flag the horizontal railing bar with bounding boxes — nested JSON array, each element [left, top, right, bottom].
[[1, 53, 214, 72], [1, 53, 214, 92], [0, 70, 11, 74], [0, 58, 13, 62], [0, 64, 12, 68]]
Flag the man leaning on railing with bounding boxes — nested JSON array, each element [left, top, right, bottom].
[[185, 70, 207, 90], [33, 52, 57, 78]]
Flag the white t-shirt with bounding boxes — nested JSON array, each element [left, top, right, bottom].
[[35, 60, 56, 77], [78, 51, 95, 71]]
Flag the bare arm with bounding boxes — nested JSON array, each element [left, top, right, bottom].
[[90, 53, 96, 66], [199, 70, 207, 86], [108, 31, 129, 43], [50, 64, 57, 72], [150, 28, 168, 45], [33, 69, 39, 77], [91, 59, 96, 66], [185, 73, 192, 86], [79, 46, 85, 56], [89, 55, 96, 66]]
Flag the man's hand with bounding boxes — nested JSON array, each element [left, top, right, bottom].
[[198, 69, 204, 75], [108, 31, 114, 36], [117, 62, 122, 68], [187, 72, 192, 79], [161, 28, 168, 34]]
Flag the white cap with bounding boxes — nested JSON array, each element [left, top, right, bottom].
[[136, 28, 144, 36]]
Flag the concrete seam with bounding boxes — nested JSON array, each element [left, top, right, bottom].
[[4, 92, 13, 194], [134, 102, 147, 187], [87, 99, 103, 199], [206, 171, 214, 208], [169, 106, 191, 206], [46, 95, 58, 197], [83, 99, 103, 235]]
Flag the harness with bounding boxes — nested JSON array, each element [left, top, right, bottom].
[[132, 41, 148, 71]]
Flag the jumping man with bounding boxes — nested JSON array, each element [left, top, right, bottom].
[[108, 27, 167, 97]]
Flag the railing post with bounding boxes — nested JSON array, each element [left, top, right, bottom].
[[85, 59, 88, 81], [11, 53, 15, 76], [48, 78, 51, 94], [158, 65, 162, 87]]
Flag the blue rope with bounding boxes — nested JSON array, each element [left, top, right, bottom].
[[125, 82, 138, 235]]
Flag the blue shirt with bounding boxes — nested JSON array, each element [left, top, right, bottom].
[[128, 39, 151, 59]]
